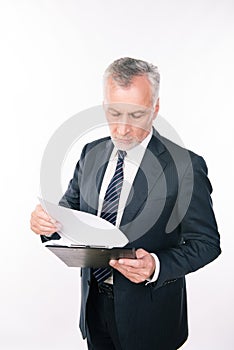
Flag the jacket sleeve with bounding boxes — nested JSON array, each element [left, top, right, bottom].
[[152, 155, 221, 289]]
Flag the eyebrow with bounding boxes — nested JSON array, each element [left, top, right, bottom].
[[107, 107, 146, 114], [129, 110, 146, 114], [107, 107, 121, 113]]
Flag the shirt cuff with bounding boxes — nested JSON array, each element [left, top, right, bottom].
[[145, 253, 160, 285]]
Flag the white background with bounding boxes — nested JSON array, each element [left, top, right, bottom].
[[0, 0, 233, 349]]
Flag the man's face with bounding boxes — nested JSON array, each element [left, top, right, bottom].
[[104, 76, 159, 151]]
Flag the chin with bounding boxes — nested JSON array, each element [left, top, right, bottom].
[[112, 139, 139, 151]]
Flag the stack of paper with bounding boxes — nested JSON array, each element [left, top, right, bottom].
[[39, 199, 129, 248]]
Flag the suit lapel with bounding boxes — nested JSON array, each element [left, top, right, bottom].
[[120, 130, 168, 228], [84, 139, 113, 215]]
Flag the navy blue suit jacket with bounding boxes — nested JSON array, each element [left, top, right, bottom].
[[45, 129, 221, 350]]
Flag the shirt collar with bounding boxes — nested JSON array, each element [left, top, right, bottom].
[[110, 129, 153, 163]]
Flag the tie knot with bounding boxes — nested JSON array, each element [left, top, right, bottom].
[[117, 150, 127, 161]]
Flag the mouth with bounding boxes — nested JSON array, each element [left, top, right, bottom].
[[113, 138, 133, 144]]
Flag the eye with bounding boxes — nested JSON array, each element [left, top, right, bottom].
[[109, 111, 121, 117], [106, 108, 122, 117], [130, 111, 145, 119]]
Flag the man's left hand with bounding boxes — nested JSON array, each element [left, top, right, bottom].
[[109, 248, 156, 283]]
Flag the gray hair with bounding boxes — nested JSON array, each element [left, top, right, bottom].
[[103, 57, 160, 106]]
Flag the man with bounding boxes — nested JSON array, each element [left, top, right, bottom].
[[31, 57, 221, 350]]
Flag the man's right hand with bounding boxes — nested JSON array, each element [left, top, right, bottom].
[[30, 204, 58, 236]]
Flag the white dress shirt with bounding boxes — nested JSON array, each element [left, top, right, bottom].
[[97, 130, 160, 284]]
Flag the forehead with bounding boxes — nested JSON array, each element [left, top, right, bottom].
[[105, 76, 152, 108]]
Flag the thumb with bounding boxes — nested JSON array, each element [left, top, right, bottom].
[[136, 248, 148, 259]]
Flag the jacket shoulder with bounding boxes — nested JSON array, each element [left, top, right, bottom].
[[84, 136, 111, 152], [155, 132, 206, 167]]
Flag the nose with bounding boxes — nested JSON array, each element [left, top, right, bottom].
[[116, 121, 131, 136]]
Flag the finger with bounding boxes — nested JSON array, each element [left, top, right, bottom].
[[30, 222, 55, 235], [39, 226, 56, 234], [31, 216, 58, 231], [37, 217, 58, 229], [31, 217, 54, 231], [110, 257, 155, 281], [34, 204, 55, 222], [112, 263, 140, 277], [115, 248, 151, 268], [30, 215, 58, 235], [31, 205, 58, 229], [117, 258, 145, 269], [110, 260, 144, 276], [110, 263, 148, 283], [31, 227, 53, 235], [136, 248, 149, 259]]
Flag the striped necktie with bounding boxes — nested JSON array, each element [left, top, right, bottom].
[[93, 150, 126, 284]]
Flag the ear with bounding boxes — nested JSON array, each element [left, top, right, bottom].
[[152, 98, 160, 120]]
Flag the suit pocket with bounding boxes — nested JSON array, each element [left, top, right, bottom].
[[150, 277, 184, 301]]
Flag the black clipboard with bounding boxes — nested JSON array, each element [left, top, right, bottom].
[[46, 245, 136, 268]]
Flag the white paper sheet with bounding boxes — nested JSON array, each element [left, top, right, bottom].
[[39, 198, 129, 248]]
